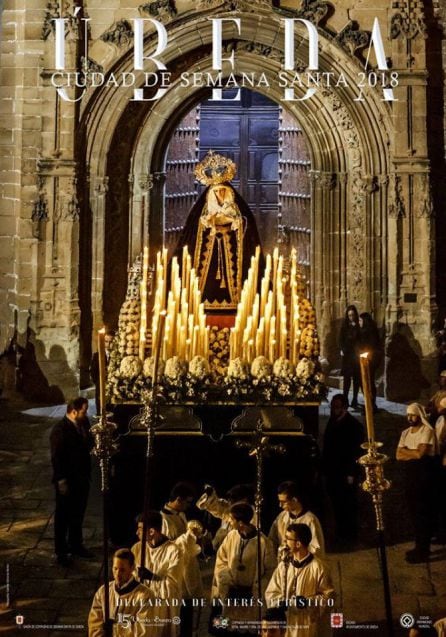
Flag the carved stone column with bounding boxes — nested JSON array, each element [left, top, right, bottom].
[[91, 176, 109, 335], [310, 170, 338, 363], [129, 173, 154, 264], [386, 0, 436, 398]]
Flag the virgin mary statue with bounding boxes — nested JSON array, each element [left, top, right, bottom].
[[174, 151, 262, 312]]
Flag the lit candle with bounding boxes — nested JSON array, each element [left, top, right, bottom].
[[97, 328, 107, 417], [359, 352, 375, 443], [247, 339, 254, 364], [269, 338, 276, 364]]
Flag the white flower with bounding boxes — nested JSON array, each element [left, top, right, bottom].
[[251, 356, 272, 379], [227, 357, 249, 380], [189, 356, 210, 379], [295, 357, 316, 381], [142, 356, 165, 379], [273, 357, 295, 378], [165, 356, 187, 380], [119, 355, 142, 379]]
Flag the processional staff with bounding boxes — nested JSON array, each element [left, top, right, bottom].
[[139, 310, 167, 573], [236, 417, 286, 625], [358, 352, 393, 636], [91, 328, 118, 637]]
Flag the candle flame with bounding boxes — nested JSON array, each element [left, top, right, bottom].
[[360, 352, 369, 359], [99, 327, 105, 334]]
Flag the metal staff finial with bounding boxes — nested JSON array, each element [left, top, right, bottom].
[[139, 311, 167, 574], [91, 412, 119, 637], [235, 417, 286, 627]]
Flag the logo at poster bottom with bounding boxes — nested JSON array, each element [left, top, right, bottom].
[[330, 613, 344, 628], [16, 615, 24, 625], [400, 613, 415, 628]]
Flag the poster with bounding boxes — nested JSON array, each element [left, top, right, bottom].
[[1, 1, 445, 636]]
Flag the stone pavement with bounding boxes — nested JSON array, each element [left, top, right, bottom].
[[0, 394, 445, 636]]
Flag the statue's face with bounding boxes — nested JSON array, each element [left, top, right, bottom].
[[202, 184, 241, 229]]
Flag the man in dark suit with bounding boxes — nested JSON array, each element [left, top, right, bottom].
[[322, 393, 365, 548], [50, 397, 94, 566]]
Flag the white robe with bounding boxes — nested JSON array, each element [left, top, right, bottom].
[[268, 510, 325, 558], [161, 505, 188, 540], [212, 529, 276, 600], [265, 555, 335, 637], [174, 529, 204, 598], [161, 506, 204, 600], [132, 539, 182, 637], [88, 578, 157, 637], [435, 415, 446, 465], [212, 529, 276, 632]]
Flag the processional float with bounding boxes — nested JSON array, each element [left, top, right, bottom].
[[95, 151, 326, 632]]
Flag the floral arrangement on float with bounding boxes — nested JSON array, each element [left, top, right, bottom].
[[106, 246, 326, 404]]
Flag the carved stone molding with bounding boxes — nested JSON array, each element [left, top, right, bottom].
[[81, 57, 104, 75], [196, 0, 225, 9], [100, 20, 133, 48], [272, 0, 330, 26], [138, 173, 155, 192], [199, 0, 271, 12], [309, 171, 337, 189], [223, 40, 284, 64], [42, 1, 72, 40], [336, 21, 370, 56], [390, 0, 427, 40], [417, 174, 434, 218], [138, 0, 178, 21], [94, 176, 109, 196], [388, 174, 406, 218], [64, 177, 80, 221]]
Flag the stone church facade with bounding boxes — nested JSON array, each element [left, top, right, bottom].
[[0, 0, 445, 400]]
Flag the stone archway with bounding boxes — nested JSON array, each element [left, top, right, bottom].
[[79, 9, 392, 374]]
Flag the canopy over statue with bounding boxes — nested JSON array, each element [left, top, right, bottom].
[[175, 151, 263, 312]]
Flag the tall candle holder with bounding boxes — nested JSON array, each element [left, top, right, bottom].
[[139, 310, 166, 573], [358, 351, 393, 636], [235, 417, 286, 626]]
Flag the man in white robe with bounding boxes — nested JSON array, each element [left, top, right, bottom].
[[161, 483, 204, 636], [88, 548, 156, 637], [197, 483, 256, 550], [265, 523, 334, 637], [396, 403, 437, 562], [211, 502, 276, 635], [268, 482, 325, 558], [132, 511, 183, 637], [161, 482, 195, 540]]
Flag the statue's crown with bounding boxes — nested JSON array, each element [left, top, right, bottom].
[[194, 150, 237, 186]]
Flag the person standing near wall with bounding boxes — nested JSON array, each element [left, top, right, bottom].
[[339, 305, 361, 409]]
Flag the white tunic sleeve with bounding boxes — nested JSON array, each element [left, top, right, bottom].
[[214, 533, 235, 599], [88, 586, 105, 637], [265, 563, 286, 608], [268, 513, 282, 552], [196, 491, 230, 519]]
